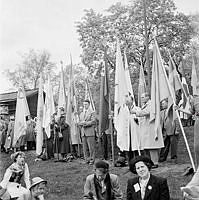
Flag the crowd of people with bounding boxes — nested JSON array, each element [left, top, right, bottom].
[[1, 91, 199, 199], [83, 157, 170, 200], [0, 115, 36, 154]]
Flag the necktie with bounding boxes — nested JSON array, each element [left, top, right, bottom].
[[84, 110, 87, 119], [140, 183, 146, 199], [140, 180, 147, 200]]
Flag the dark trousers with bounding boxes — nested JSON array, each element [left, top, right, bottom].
[[72, 144, 83, 158], [82, 136, 96, 161], [100, 133, 108, 160], [159, 134, 179, 161], [46, 139, 54, 158], [126, 151, 139, 164], [27, 141, 36, 150]]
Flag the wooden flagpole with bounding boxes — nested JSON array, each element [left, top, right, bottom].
[[156, 39, 196, 172]]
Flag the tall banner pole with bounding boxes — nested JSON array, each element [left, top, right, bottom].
[[155, 39, 196, 172], [109, 102, 115, 165]]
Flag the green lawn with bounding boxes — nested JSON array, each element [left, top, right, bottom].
[[0, 126, 195, 199]]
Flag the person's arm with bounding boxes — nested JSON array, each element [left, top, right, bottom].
[[0, 168, 12, 189], [112, 175, 123, 200], [159, 178, 170, 200], [84, 112, 96, 127], [189, 97, 195, 115], [23, 163, 31, 189], [17, 191, 31, 200], [135, 104, 150, 117], [83, 176, 96, 200]]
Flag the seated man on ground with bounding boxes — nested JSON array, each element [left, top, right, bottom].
[[83, 160, 123, 200], [18, 177, 47, 200]]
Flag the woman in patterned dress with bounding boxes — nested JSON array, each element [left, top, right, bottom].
[[0, 151, 30, 200]]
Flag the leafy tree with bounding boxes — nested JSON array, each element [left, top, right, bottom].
[[76, 0, 195, 85], [5, 49, 56, 89]]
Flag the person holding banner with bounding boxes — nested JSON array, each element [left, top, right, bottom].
[[4, 116, 15, 153], [54, 114, 70, 161], [179, 83, 199, 170], [26, 116, 36, 151], [189, 84, 199, 169], [125, 95, 140, 163], [159, 99, 179, 163], [131, 93, 162, 168]]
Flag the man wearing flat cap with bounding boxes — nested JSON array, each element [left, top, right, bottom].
[[83, 160, 123, 200], [18, 177, 47, 200], [127, 156, 170, 200]]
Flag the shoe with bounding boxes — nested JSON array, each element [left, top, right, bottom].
[[182, 167, 194, 176], [151, 164, 158, 169], [89, 160, 94, 165], [82, 160, 89, 164], [171, 158, 177, 164]]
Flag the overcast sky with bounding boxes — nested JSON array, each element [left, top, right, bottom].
[[0, 0, 199, 93]]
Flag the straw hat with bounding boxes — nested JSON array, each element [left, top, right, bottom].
[[29, 177, 47, 190]]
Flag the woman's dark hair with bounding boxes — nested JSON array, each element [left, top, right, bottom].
[[11, 152, 25, 162], [129, 158, 153, 174]]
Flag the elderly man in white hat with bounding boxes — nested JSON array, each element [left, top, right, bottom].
[[18, 177, 47, 200]]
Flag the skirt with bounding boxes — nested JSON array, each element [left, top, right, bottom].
[[6, 182, 29, 198]]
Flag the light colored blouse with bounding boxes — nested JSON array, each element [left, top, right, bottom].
[[0, 162, 30, 189]]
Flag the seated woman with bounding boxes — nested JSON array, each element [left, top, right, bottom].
[[0, 151, 31, 200], [127, 155, 170, 200]]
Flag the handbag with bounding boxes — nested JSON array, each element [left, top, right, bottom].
[[4, 136, 11, 150], [58, 132, 63, 139]]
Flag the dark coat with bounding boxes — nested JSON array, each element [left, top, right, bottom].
[[127, 174, 170, 200], [26, 120, 35, 142], [55, 120, 70, 154]]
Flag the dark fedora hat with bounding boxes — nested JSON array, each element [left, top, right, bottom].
[[129, 155, 154, 174], [95, 160, 109, 169]]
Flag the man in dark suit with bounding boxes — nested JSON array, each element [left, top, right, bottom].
[[127, 156, 170, 200], [79, 99, 96, 165], [159, 99, 179, 163]]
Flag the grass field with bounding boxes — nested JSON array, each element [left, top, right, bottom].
[[0, 126, 195, 199]]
